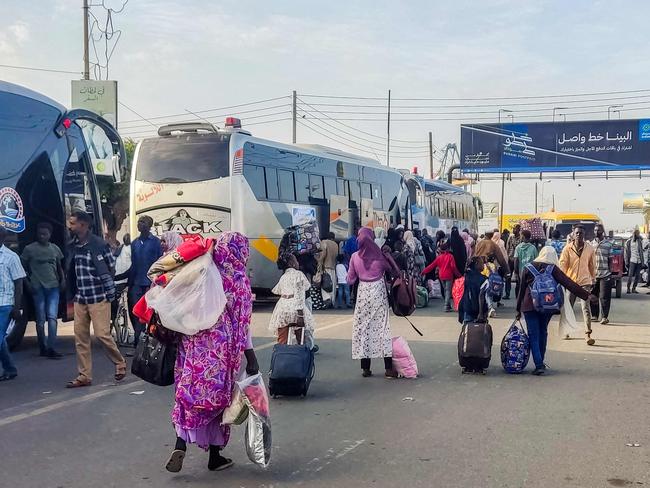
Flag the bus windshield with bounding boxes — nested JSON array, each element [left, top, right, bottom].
[[136, 133, 230, 183]]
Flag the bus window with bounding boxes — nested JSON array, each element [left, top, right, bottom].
[[361, 182, 372, 200], [265, 167, 279, 200], [349, 181, 361, 204], [136, 133, 230, 183], [278, 169, 295, 201], [324, 176, 337, 200], [373, 186, 383, 209], [295, 172, 309, 202], [309, 174, 324, 199], [337, 178, 347, 196], [244, 164, 266, 199]]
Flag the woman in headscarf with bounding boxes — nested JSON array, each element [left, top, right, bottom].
[[448, 227, 468, 273], [460, 229, 474, 260], [516, 246, 595, 376], [384, 228, 398, 251], [491, 230, 508, 264], [161, 231, 183, 255], [374, 227, 387, 249], [165, 232, 259, 473], [347, 227, 398, 378], [404, 230, 426, 283]]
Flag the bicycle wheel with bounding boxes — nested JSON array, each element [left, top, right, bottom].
[[115, 299, 130, 346]]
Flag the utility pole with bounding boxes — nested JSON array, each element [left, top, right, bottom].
[[499, 173, 506, 231], [428, 131, 434, 179], [386, 89, 391, 167], [292, 90, 297, 144], [83, 0, 90, 80], [534, 182, 538, 213]]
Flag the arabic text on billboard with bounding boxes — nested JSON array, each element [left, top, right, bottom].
[[460, 119, 650, 173]]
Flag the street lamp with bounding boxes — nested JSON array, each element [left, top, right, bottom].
[[553, 107, 569, 122], [538, 179, 552, 213], [498, 109, 513, 123], [608, 105, 623, 120]]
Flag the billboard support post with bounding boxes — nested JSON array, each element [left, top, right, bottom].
[[499, 173, 505, 231]]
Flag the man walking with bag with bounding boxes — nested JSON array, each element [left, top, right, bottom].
[[65, 211, 126, 388], [591, 224, 613, 324]]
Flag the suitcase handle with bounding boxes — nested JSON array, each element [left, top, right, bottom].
[[288, 325, 306, 346]]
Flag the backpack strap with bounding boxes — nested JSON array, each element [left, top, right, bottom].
[[543, 264, 555, 276], [525, 263, 540, 277]]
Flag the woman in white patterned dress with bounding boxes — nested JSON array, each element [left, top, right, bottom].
[[347, 227, 398, 378], [269, 253, 315, 345]]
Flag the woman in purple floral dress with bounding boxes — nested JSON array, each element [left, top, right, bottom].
[[165, 232, 259, 473]]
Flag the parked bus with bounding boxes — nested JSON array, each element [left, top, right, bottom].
[[131, 118, 480, 292], [1, 81, 126, 348]]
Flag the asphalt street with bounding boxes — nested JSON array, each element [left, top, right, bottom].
[[1, 289, 649, 488]]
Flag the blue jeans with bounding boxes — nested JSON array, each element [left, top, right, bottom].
[[523, 311, 553, 369], [335, 283, 351, 308], [0, 305, 17, 375], [33, 286, 60, 351], [442, 280, 453, 310]]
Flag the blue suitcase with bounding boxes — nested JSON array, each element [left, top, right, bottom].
[[268, 328, 315, 397]]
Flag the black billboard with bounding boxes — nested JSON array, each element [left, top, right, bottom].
[[460, 118, 650, 173]]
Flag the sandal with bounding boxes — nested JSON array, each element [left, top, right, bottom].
[[0, 373, 17, 382], [209, 456, 234, 472], [66, 378, 92, 388], [165, 449, 186, 473], [586, 331, 595, 346], [114, 365, 127, 381]]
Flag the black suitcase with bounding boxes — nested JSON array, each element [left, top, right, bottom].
[[458, 320, 493, 374], [269, 328, 315, 397]]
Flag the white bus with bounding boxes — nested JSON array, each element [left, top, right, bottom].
[[130, 118, 480, 292]]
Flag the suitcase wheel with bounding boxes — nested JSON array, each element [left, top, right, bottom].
[[461, 367, 468, 375]]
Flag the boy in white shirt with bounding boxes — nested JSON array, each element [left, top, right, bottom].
[[335, 255, 351, 309]]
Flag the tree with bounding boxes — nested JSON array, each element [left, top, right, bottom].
[[99, 138, 136, 247]]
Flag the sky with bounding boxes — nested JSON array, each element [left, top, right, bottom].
[[2, 0, 650, 231]]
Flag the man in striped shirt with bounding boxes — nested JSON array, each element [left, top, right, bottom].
[[590, 224, 613, 325]]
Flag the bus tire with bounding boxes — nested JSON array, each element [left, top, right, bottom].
[[7, 313, 28, 351]]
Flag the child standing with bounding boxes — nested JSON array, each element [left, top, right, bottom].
[[421, 242, 461, 312], [269, 253, 315, 345], [335, 255, 351, 308], [458, 257, 488, 324]]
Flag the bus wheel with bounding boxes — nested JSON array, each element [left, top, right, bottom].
[[6, 312, 28, 351]]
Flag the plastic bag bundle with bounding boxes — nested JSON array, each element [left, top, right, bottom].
[[145, 252, 226, 336], [392, 336, 418, 378], [222, 382, 249, 426], [238, 373, 272, 468], [452, 277, 465, 311], [558, 289, 579, 337], [427, 279, 442, 299]]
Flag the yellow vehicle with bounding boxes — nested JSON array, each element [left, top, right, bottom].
[[500, 212, 602, 240]]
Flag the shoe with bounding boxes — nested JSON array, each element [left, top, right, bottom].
[[632, 289, 639, 294], [488, 308, 496, 318], [165, 449, 186, 473], [362, 369, 372, 378], [384, 369, 399, 379], [0, 373, 17, 382], [531, 368, 546, 376], [600, 318, 609, 325], [47, 349, 64, 359], [586, 332, 595, 346]]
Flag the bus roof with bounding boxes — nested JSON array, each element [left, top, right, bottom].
[[0, 80, 66, 115], [423, 178, 466, 194]]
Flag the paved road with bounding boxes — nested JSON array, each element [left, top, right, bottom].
[[2, 290, 650, 488]]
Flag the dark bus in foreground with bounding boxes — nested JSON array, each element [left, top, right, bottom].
[[0, 80, 126, 349]]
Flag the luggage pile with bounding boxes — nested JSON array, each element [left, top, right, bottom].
[[519, 218, 545, 240], [283, 221, 321, 255]]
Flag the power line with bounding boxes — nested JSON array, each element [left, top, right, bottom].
[[119, 96, 291, 124], [297, 97, 431, 146], [118, 101, 157, 129], [0, 63, 82, 75], [300, 88, 650, 102]]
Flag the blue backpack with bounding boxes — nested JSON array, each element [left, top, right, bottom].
[[500, 320, 530, 373], [525, 263, 564, 313], [487, 272, 504, 299]]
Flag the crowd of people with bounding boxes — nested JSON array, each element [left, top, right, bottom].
[[0, 212, 648, 471]]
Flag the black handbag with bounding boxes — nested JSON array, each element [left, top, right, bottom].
[[131, 332, 177, 386], [321, 271, 333, 293]]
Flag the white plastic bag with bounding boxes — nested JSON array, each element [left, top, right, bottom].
[[238, 373, 272, 468], [558, 289, 579, 337], [145, 251, 226, 336], [222, 371, 249, 426]]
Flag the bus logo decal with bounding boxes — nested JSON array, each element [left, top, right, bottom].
[[0, 187, 25, 233], [154, 208, 223, 235]]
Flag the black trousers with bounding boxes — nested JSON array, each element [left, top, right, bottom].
[[590, 276, 612, 319], [361, 357, 393, 370]]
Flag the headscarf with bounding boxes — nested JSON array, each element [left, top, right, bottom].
[[492, 231, 508, 262], [161, 231, 183, 254], [342, 234, 359, 256], [172, 232, 251, 442], [404, 230, 417, 252], [461, 231, 474, 258], [358, 227, 384, 265], [534, 246, 559, 265], [385, 228, 398, 250], [374, 227, 386, 249], [449, 226, 468, 272]]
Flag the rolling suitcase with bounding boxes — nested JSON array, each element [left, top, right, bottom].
[[458, 320, 493, 374], [269, 327, 315, 397]]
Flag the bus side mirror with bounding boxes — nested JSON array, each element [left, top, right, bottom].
[[111, 155, 122, 184]]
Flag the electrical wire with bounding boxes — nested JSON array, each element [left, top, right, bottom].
[[0, 64, 82, 75]]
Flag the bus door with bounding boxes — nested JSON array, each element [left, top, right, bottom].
[[329, 195, 351, 240]]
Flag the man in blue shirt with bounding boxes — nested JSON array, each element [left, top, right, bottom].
[[0, 226, 26, 381], [128, 215, 162, 348]]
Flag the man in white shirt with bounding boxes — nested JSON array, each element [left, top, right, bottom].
[[625, 229, 645, 294], [0, 226, 26, 381]]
